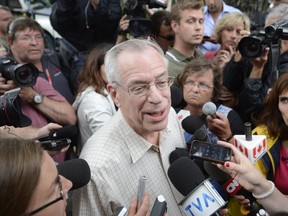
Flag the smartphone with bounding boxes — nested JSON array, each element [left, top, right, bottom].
[[137, 175, 146, 211], [40, 138, 71, 151], [189, 140, 232, 164]]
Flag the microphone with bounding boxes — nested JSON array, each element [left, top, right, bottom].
[[168, 157, 227, 216], [170, 85, 184, 109], [37, 125, 78, 142], [204, 161, 269, 216], [150, 195, 167, 216], [181, 115, 206, 135], [169, 147, 190, 165], [57, 158, 91, 191], [202, 102, 217, 119], [234, 122, 267, 164]]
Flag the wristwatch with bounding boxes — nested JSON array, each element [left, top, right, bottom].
[[33, 93, 43, 105]]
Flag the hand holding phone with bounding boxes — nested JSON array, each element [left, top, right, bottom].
[[137, 175, 146, 212], [190, 140, 232, 164], [40, 138, 71, 151]]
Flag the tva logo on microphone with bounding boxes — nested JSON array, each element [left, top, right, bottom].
[[179, 179, 226, 216]]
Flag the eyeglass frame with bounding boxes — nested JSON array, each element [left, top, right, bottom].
[[26, 175, 64, 216], [113, 76, 175, 97], [16, 34, 44, 43], [183, 80, 213, 91]]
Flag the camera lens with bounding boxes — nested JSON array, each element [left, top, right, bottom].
[[13, 63, 38, 87], [238, 36, 264, 59]]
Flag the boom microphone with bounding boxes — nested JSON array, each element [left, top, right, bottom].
[[57, 158, 91, 191], [37, 125, 78, 141], [202, 102, 217, 119], [168, 157, 227, 216]]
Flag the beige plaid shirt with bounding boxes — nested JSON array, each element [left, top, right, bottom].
[[72, 108, 187, 215]]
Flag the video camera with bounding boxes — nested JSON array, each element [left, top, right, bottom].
[[238, 18, 288, 59], [122, 0, 167, 37], [0, 56, 39, 87]]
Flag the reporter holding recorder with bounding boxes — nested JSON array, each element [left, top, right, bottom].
[[216, 140, 288, 214]]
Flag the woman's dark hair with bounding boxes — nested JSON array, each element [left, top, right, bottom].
[[253, 72, 288, 140], [77, 43, 113, 96]]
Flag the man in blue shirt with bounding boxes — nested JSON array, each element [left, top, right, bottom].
[[198, 0, 241, 54]]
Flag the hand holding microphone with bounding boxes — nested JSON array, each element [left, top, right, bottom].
[[202, 102, 233, 142]]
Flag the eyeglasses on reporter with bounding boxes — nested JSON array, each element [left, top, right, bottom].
[[25, 175, 63, 216], [183, 80, 213, 90], [113, 76, 175, 96]]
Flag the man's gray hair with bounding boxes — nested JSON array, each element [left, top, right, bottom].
[[266, 3, 288, 25], [104, 38, 167, 83]]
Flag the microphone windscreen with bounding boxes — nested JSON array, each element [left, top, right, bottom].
[[169, 148, 190, 165], [170, 86, 183, 108], [203, 161, 230, 184], [57, 158, 91, 190], [202, 102, 217, 116], [51, 125, 78, 139], [193, 126, 208, 141], [181, 115, 206, 134], [168, 157, 205, 196]]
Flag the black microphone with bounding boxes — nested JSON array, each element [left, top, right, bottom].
[[170, 85, 184, 109], [150, 195, 167, 216], [168, 157, 227, 216], [37, 125, 78, 141], [181, 115, 206, 135], [169, 147, 190, 165], [57, 158, 91, 191], [202, 102, 218, 119]]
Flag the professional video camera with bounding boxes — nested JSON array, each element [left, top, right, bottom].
[[238, 18, 288, 59], [0, 56, 39, 87], [122, 0, 167, 37]]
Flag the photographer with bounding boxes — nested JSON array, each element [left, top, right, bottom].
[[222, 3, 288, 123], [0, 17, 76, 129]]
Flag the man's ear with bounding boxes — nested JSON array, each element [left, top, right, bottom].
[[171, 20, 178, 34], [107, 84, 121, 108]]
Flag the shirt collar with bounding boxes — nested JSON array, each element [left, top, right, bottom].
[[116, 110, 172, 163], [204, 1, 230, 14]]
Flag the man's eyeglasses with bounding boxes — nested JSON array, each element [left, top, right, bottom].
[[26, 176, 63, 216], [113, 76, 175, 97], [157, 35, 175, 41], [17, 34, 43, 43], [184, 80, 213, 91]]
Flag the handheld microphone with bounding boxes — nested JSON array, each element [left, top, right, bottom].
[[150, 195, 167, 216], [37, 125, 78, 141], [168, 157, 227, 216], [181, 115, 206, 135], [202, 102, 217, 119], [203, 161, 269, 216], [57, 158, 91, 191], [234, 122, 267, 164], [171, 85, 184, 109]]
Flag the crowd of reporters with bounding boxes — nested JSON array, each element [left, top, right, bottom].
[[2, 0, 288, 215]]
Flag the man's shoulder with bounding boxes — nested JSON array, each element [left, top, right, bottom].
[[223, 2, 241, 13]]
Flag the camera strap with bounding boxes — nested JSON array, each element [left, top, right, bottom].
[[270, 40, 281, 85]]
